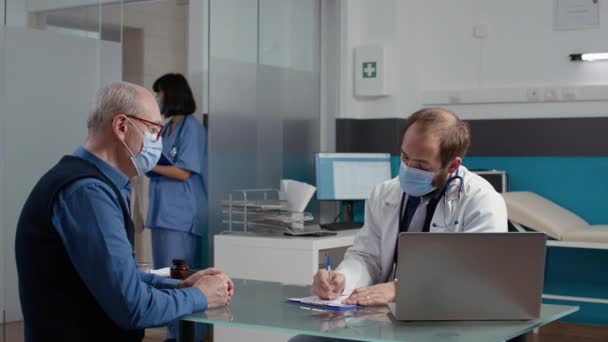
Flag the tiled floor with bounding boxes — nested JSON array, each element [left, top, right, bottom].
[[528, 322, 608, 342], [143, 327, 168, 342], [3, 320, 608, 341]]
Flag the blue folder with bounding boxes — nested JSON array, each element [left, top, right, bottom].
[[158, 152, 174, 166]]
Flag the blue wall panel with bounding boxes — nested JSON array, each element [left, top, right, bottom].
[[463, 156, 608, 224], [359, 155, 608, 226]]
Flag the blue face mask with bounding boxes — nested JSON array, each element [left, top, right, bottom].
[[399, 161, 437, 196], [123, 119, 163, 176]]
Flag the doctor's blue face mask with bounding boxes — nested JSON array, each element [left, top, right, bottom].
[[399, 161, 437, 196]]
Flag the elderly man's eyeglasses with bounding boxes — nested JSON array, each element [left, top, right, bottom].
[[126, 115, 164, 141]]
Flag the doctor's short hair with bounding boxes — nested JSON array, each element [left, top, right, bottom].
[[403, 108, 470, 167], [87, 81, 145, 133], [152, 73, 196, 117]]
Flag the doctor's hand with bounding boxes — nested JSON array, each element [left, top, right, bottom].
[[194, 273, 233, 309], [342, 281, 396, 307], [313, 270, 345, 300]]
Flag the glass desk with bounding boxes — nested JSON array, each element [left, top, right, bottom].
[[179, 279, 578, 342]]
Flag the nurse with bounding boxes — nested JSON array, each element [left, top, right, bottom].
[[147, 73, 208, 341]]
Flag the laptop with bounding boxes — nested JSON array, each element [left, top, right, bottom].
[[388, 232, 546, 321]]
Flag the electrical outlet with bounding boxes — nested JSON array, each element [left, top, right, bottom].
[[543, 88, 559, 102], [561, 87, 577, 101], [473, 24, 488, 38], [526, 88, 541, 102], [448, 92, 461, 104]]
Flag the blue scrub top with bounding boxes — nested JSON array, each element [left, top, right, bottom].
[[147, 115, 208, 236]]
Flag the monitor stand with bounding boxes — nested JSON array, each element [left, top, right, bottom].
[[320, 201, 364, 231]]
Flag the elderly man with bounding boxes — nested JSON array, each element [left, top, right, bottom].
[[15, 81, 232, 342]]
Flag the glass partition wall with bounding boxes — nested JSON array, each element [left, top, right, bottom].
[[207, 0, 321, 260], [0, 1, 321, 339], [1, 1, 124, 339]]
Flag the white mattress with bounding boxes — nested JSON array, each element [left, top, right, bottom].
[[502, 191, 608, 243]]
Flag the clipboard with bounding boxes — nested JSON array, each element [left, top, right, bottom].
[[285, 296, 363, 311]]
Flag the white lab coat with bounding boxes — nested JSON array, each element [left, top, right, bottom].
[[336, 165, 508, 295]]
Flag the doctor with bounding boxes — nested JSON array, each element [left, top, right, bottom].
[[313, 107, 508, 305]]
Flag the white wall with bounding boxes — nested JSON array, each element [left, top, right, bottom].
[[337, 0, 405, 119], [338, 0, 608, 120], [123, 0, 188, 90], [0, 28, 121, 322]]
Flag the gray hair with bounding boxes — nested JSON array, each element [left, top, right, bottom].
[[87, 81, 146, 132]]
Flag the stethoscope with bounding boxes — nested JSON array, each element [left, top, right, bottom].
[[166, 116, 187, 159], [399, 169, 464, 231], [391, 170, 465, 281]]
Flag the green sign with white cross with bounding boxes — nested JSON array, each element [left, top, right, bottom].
[[362, 61, 377, 78]]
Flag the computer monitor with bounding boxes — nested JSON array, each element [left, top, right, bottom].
[[315, 153, 392, 200], [471, 170, 508, 193]]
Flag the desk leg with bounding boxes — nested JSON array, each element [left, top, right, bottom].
[[507, 334, 526, 342], [179, 320, 195, 342]]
